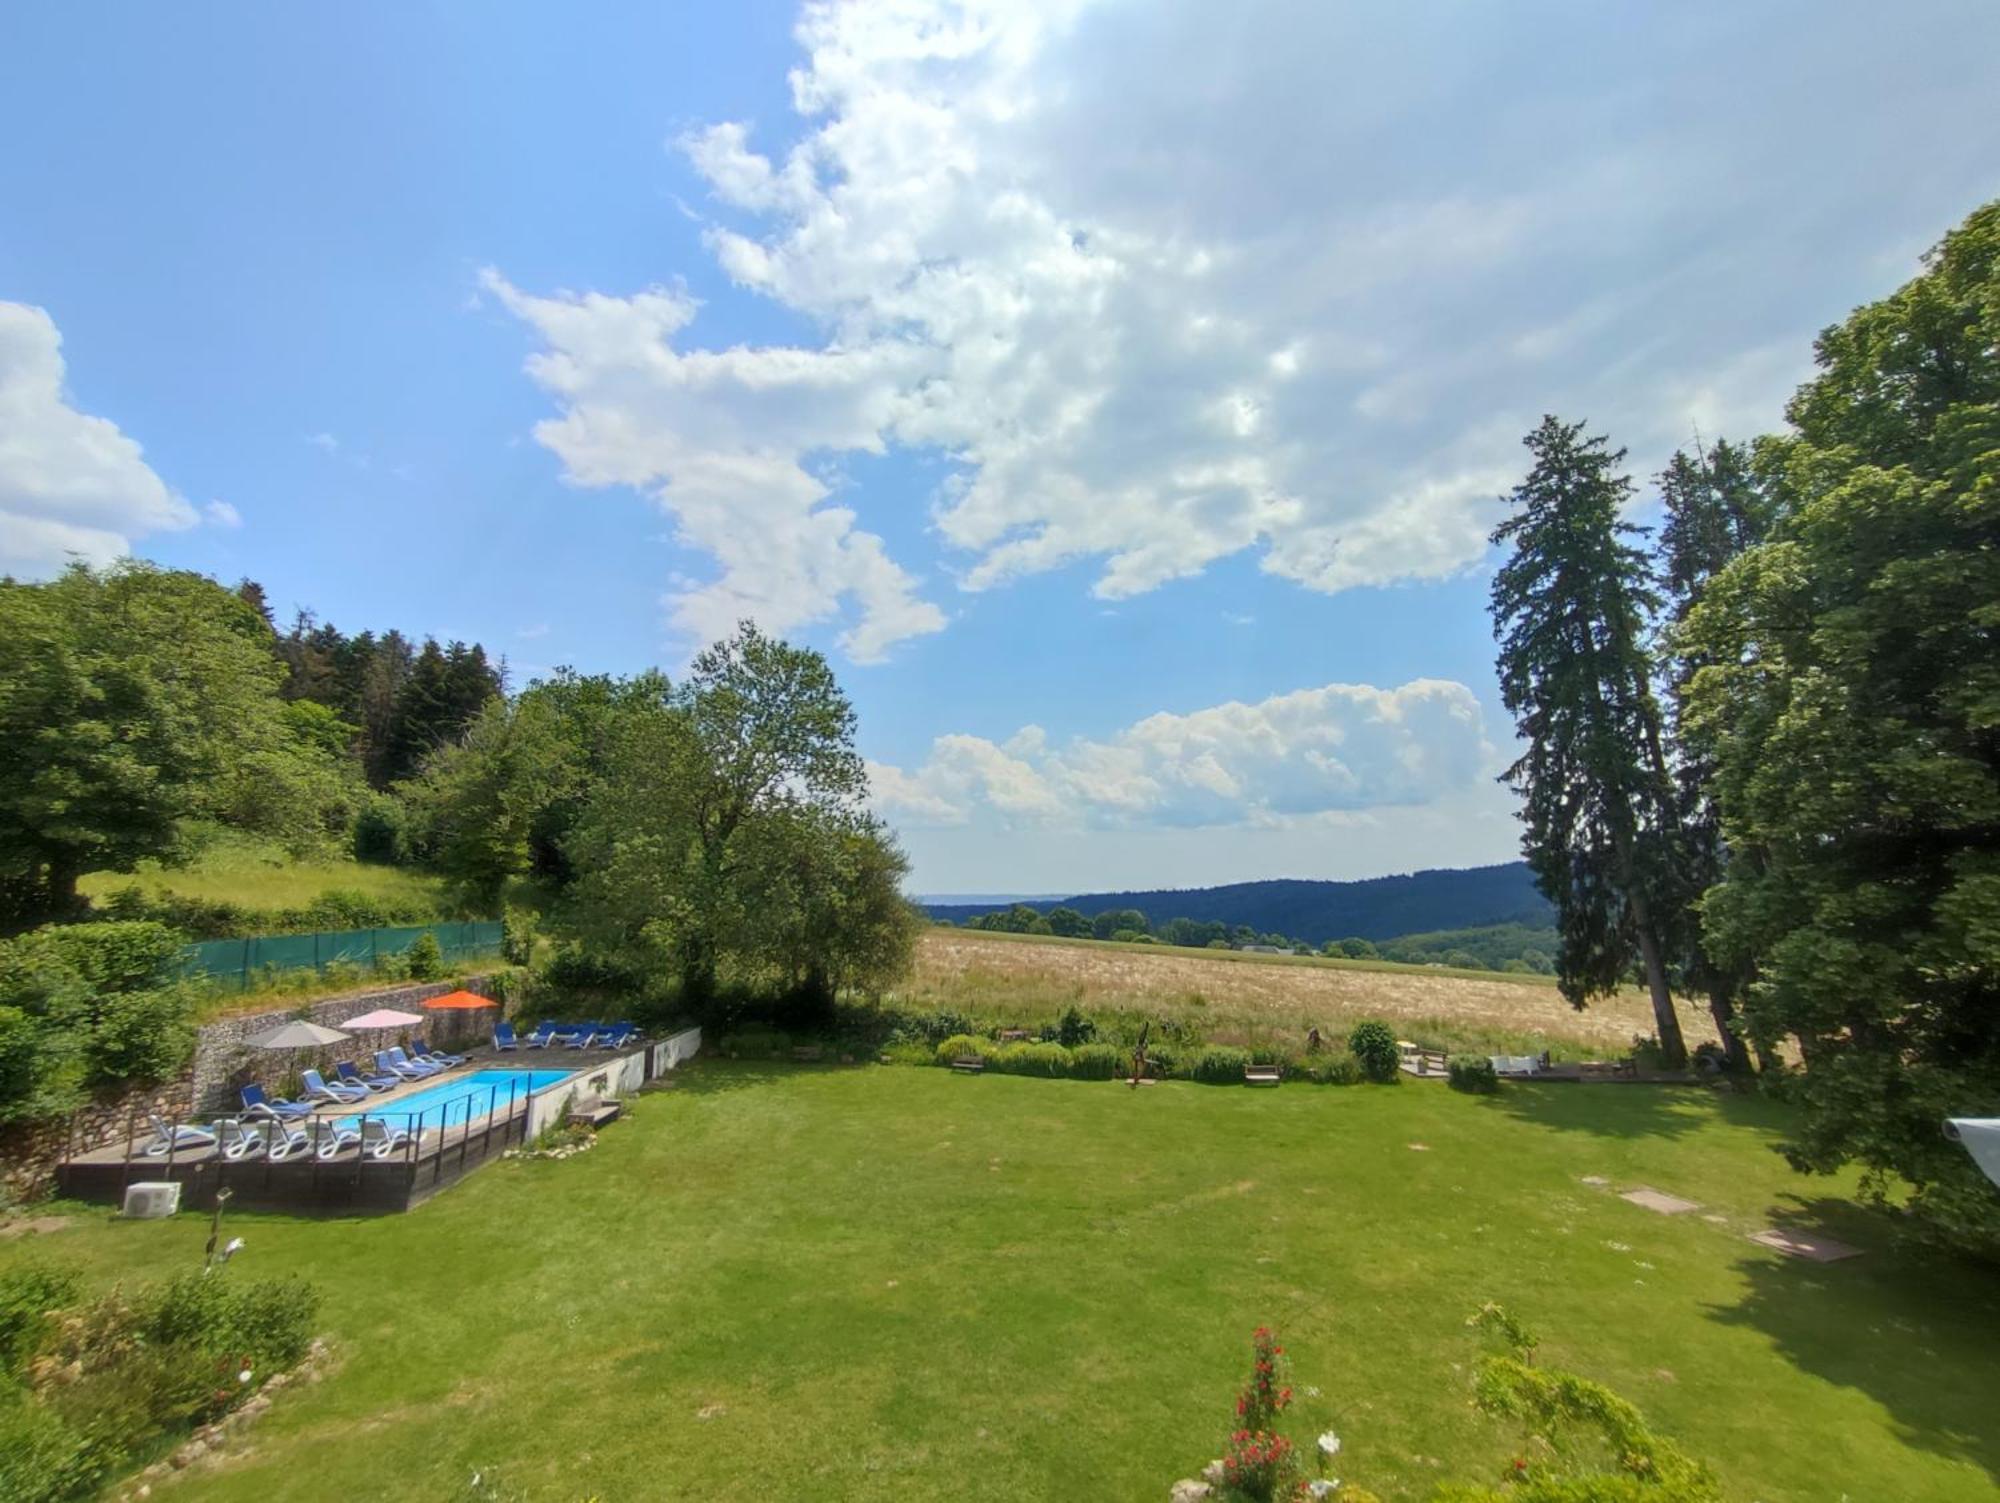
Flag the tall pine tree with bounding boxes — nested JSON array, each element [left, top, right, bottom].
[[1491, 416, 1689, 1067]]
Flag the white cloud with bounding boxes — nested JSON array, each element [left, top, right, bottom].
[[0, 301, 195, 576], [488, 0, 1998, 660], [871, 677, 1496, 831], [481, 269, 947, 662], [305, 432, 340, 453], [203, 499, 242, 529]]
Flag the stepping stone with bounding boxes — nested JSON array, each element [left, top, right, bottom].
[[1749, 1228, 1863, 1262], [1579, 1175, 1609, 1187], [1621, 1187, 1700, 1215]]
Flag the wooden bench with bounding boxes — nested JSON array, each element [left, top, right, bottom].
[[791, 1045, 824, 1063], [1244, 1063, 1282, 1086], [949, 1055, 986, 1074]]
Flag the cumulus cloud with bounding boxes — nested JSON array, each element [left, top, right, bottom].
[[871, 678, 1495, 831], [489, 0, 1998, 659], [203, 499, 242, 529], [0, 301, 195, 576]]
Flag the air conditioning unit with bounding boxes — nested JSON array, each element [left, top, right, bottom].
[[122, 1182, 181, 1219]]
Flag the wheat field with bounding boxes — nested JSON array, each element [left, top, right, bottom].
[[897, 928, 1719, 1058]]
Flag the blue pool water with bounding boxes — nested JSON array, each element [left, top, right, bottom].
[[337, 1068, 573, 1132]]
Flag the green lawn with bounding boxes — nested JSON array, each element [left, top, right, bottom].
[[15, 1065, 2000, 1501]]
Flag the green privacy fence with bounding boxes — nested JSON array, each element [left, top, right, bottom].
[[180, 920, 504, 992]]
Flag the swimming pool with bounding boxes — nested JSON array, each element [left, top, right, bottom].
[[337, 1068, 573, 1133]]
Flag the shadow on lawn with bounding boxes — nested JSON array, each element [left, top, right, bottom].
[[661, 1057, 851, 1099], [1480, 1080, 1788, 1141], [1707, 1193, 2000, 1485]]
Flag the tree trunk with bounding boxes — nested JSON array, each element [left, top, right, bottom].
[[1705, 986, 1752, 1073], [1628, 894, 1689, 1068]]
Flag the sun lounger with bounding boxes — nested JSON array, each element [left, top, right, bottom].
[[493, 1021, 520, 1051], [411, 1037, 466, 1068], [563, 1027, 601, 1049], [362, 1118, 422, 1160], [240, 1083, 313, 1120], [598, 1024, 638, 1049], [377, 1048, 438, 1081], [215, 1118, 265, 1160], [521, 1022, 559, 1049], [388, 1045, 446, 1076], [144, 1114, 217, 1156], [264, 1119, 311, 1162], [309, 1119, 362, 1160], [1489, 1055, 1543, 1078], [337, 1060, 398, 1093], [303, 1068, 372, 1105]]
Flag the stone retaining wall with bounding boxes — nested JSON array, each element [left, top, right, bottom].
[[188, 973, 505, 1113], [2, 1078, 193, 1203]]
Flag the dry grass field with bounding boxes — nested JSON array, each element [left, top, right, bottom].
[[899, 927, 1720, 1059]]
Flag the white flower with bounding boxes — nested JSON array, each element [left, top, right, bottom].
[[237, 1368, 253, 1384], [1308, 1481, 1340, 1498], [1318, 1432, 1342, 1459]]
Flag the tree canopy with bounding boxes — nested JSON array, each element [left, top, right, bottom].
[[1683, 200, 2000, 1253], [0, 563, 355, 927]]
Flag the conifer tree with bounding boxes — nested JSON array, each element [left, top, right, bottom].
[[1491, 416, 1688, 1066]]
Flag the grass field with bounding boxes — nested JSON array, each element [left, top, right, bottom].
[[78, 837, 449, 916], [901, 928, 1718, 1059], [14, 1063, 1998, 1501]]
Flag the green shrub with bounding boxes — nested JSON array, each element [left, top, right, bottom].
[[933, 1034, 991, 1065], [82, 986, 196, 1086], [1190, 1045, 1251, 1083], [1449, 1057, 1500, 1094], [0, 1264, 77, 1380], [1068, 1042, 1124, 1080], [351, 794, 410, 864], [0, 1394, 97, 1503], [991, 1042, 1071, 1077], [404, 931, 444, 981], [500, 909, 537, 967], [1301, 1053, 1363, 1086], [41, 922, 181, 994], [1055, 1005, 1096, 1047], [1348, 1020, 1400, 1083]]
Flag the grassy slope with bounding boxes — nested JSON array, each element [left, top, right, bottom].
[[16, 1065, 1998, 1502], [78, 841, 448, 914], [903, 928, 1713, 1059]]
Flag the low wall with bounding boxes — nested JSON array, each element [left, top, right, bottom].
[[189, 973, 503, 1113], [2, 1078, 193, 1203], [521, 1030, 701, 1140]]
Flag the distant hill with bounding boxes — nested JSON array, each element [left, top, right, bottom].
[[921, 862, 1552, 944]]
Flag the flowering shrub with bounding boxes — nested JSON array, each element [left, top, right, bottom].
[[1221, 1428, 1300, 1502], [1235, 1326, 1294, 1430]]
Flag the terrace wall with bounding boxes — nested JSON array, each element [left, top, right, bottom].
[[188, 973, 504, 1113]]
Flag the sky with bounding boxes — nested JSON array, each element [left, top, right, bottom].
[[2, 2, 1996, 896]]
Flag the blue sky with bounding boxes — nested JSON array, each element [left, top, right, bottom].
[[3, 2, 1996, 894]]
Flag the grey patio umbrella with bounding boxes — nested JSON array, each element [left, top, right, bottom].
[[242, 1019, 352, 1050], [1946, 1119, 2000, 1190]]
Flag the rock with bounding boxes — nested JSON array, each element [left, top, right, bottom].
[[1201, 1459, 1227, 1486], [1170, 1482, 1213, 1502]]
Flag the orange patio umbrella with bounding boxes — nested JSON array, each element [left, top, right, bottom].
[[422, 989, 497, 1010]]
